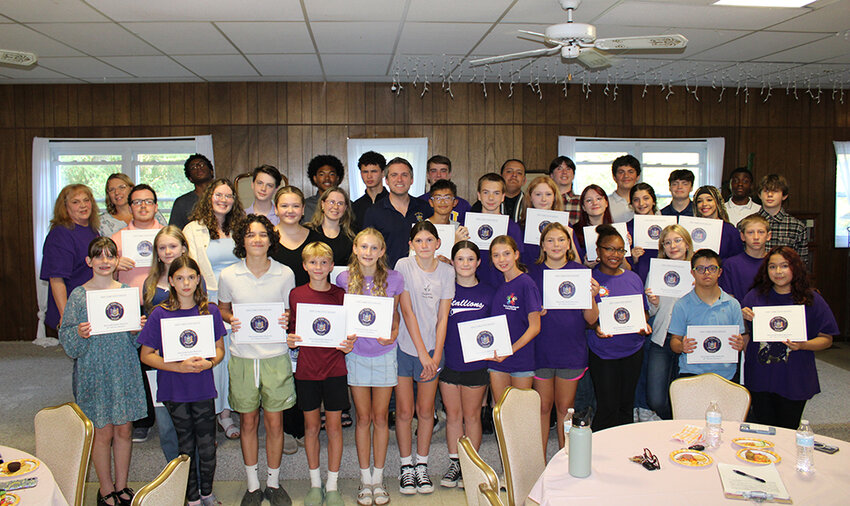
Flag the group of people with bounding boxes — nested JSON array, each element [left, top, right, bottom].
[[42, 150, 837, 506]]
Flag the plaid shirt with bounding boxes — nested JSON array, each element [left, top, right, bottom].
[[758, 207, 809, 267], [562, 189, 581, 225]]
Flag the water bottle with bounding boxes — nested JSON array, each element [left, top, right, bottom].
[[563, 407, 575, 455], [705, 400, 722, 448], [795, 419, 815, 474], [568, 417, 592, 478]]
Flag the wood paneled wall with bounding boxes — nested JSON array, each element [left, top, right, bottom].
[[1, 82, 848, 340]]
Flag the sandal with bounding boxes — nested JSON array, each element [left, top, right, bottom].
[[115, 487, 134, 506], [217, 416, 241, 440], [341, 410, 353, 428]]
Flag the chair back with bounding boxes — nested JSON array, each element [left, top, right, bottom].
[[34, 402, 94, 506], [493, 387, 546, 506], [458, 436, 499, 506], [478, 483, 505, 506], [131, 454, 191, 506], [669, 373, 751, 422]]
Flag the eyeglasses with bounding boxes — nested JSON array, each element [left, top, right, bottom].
[[430, 195, 455, 203], [130, 199, 155, 207], [107, 184, 128, 194], [693, 265, 720, 274], [662, 237, 684, 247], [599, 245, 627, 255], [630, 448, 661, 471], [213, 193, 235, 201], [325, 200, 346, 207]]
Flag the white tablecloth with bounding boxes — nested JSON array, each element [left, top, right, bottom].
[[0, 446, 68, 506], [528, 419, 850, 505]]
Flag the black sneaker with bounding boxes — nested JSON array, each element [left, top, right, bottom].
[[440, 459, 461, 488], [131, 427, 150, 443], [399, 464, 416, 495], [414, 463, 434, 494]]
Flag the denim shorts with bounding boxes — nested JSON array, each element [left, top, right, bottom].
[[488, 369, 535, 378], [345, 350, 398, 387], [397, 348, 444, 383]]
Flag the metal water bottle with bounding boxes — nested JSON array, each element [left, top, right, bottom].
[[568, 418, 592, 478]]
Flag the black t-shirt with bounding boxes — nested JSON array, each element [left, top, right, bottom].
[[352, 187, 389, 231], [503, 193, 521, 222], [312, 227, 354, 267], [270, 228, 323, 286]]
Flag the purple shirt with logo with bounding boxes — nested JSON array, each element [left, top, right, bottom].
[[489, 273, 542, 373], [587, 268, 647, 360], [444, 282, 493, 372]]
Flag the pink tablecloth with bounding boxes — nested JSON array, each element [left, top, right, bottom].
[[0, 446, 68, 506], [528, 419, 850, 505]]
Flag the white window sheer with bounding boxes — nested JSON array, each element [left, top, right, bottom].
[[834, 141, 850, 248], [346, 138, 428, 200]]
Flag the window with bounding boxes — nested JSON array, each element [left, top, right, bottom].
[[346, 138, 429, 200], [834, 141, 850, 248], [50, 139, 198, 221]]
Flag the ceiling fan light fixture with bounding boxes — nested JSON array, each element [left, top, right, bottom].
[[713, 1, 815, 7]]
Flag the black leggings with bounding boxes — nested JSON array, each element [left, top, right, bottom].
[[165, 399, 217, 501], [750, 391, 807, 430], [588, 348, 644, 432]]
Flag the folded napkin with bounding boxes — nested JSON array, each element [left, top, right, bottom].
[[671, 424, 704, 445]]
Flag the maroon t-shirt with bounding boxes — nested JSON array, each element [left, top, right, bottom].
[[288, 283, 347, 381]]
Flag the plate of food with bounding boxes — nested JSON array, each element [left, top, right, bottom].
[[0, 493, 21, 506], [670, 449, 713, 467], [0, 459, 39, 478], [732, 438, 774, 449], [737, 448, 781, 465]]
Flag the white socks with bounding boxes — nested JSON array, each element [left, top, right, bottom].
[[245, 464, 260, 492], [309, 468, 321, 488], [372, 467, 384, 486], [449, 453, 458, 460], [416, 453, 429, 465], [360, 468, 372, 486], [326, 471, 339, 492], [400, 455, 413, 466]]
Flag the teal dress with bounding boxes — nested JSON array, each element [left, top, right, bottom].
[[59, 284, 147, 428]]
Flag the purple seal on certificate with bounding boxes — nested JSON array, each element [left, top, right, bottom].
[[538, 220, 551, 233], [358, 308, 376, 326], [476, 330, 494, 348], [137, 240, 153, 258], [691, 228, 707, 243], [558, 281, 576, 299], [648, 224, 662, 240], [478, 224, 493, 240], [614, 307, 631, 324], [312, 317, 331, 336], [702, 336, 721, 353], [179, 329, 198, 348], [105, 302, 124, 321], [664, 270, 680, 287], [250, 315, 269, 333], [769, 316, 788, 332]]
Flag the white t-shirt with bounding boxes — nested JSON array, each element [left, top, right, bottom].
[[608, 190, 634, 223], [395, 256, 455, 356], [726, 198, 761, 227], [217, 258, 296, 359]]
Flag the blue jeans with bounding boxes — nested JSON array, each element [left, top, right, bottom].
[[645, 338, 678, 420], [155, 406, 180, 462], [633, 336, 653, 410]]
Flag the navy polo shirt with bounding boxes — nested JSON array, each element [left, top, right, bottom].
[[363, 194, 433, 268], [660, 200, 694, 217], [353, 187, 389, 231]]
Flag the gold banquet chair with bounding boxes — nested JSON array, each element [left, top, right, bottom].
[[34, 402, 94, 506], [131, 454, 191, 506], [458, 435, 500, 506], [669, 372, 752, 422], [479, 483, 506, 506], [493, 387, 546, 506]]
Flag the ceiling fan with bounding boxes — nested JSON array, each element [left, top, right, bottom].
[[0, 49, 38, 67], [471, 0, 687, 70]]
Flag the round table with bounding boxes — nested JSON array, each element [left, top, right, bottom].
[[528, 419, 849, 505], [0, 446, 68, 506]]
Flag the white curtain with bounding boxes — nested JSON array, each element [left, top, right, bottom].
[[346, 138, 428, 200], [705, 137, 726, 188], [834, 141, 850, 248], [558, 136, 578, 161]]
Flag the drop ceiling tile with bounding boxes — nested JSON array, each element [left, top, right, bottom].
[[101, 76, 204, 83], [596, 1, 807, 30], [321, 54, 391, 75], [123, 22, 237, 54], [407, 0, 514, 22], [86, 0, 304, 22], [304, 0, 405, 21], [246, 54, 322, 76], [100, 56, 196, 77], [0, 0, 109, 22], [0, 24, 84, 57], [397, 22, 492, 55], [38, 57, 133, 78], [311, 21, 398, 54], [821, 53, 850, 64], [173, 54, 259, 76], [769, 1, 850, 32], [503, 0, 619, 24], [473, 24, 550, 55], [33, 23, 160, 56], [695, 31, 826, 61], [0, 64, 74, 80], [756, 34, 846, 62], [650, 28, 749, 58], [218, 22, 316, 54]]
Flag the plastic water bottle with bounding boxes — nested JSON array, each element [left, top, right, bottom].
[[563, 407, 575, 455], [705, 400, 722, 448], [795, 419, 815, 474]]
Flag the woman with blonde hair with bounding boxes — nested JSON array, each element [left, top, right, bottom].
[[99, 173, 166, 237], [692, 185, 744, 259], [519, 176, 582, 265]]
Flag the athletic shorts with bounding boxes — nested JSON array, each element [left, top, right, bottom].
[[228, 354, 296, 413], [439, 366, 489, 387], [295, 375, 351, 412], [534, 367, 587, 381]]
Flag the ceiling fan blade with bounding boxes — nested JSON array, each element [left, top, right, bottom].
[[0, 49, 38, 67], [594, 34, 687, 51], [517, 30, 547, 40], [470, 47, 560, 66], [577, 47, 612, 69]]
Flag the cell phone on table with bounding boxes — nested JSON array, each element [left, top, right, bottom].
[[814, 441, 839, 454], [739, 423, 776, 435]]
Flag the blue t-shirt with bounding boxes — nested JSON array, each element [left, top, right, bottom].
[[444, 282, 493, 372], [588, 268, 647, 360], [668, 289, 746, 379], [489, 273, 542, 373]]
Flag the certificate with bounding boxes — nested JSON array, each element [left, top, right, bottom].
[[464, 212, 508, 249], [161, 314, 216, 362], [145, 369, 164, 408], [330, 266, 348, 285], [344, 294, 394, 339], [686, 325, 740, 364], [633, 215, 677, 250], [753, 305, 807, 342], [583, 222, 631, 262], [598, 294, 646, 335], [294, 303, 346, 348], [646, 258, 693, 298], [524, 209, 570, 245], [232, 302, 286, 344], [121, 228, 159, 267], [409, 223, 456, 259], [678, 216, 723, 254], [86, 287, 142, 335], [543, 269, 592, 309], [457, 314, 513, 363]]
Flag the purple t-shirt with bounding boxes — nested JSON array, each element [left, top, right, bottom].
[[336, 269, 404, 357], [719, 252, 764, 301], [489, 273, 543, 373], [626, 219, 656, 285], [444, 283, 493, 372], [719, 220, 745, 260], [527, 261, 590, 370], [741, 289, 839, 401], [137, 304, 226, 403], [473, 218, 524, 288], [40, 224, 99, 328], [588, 268, 647, 360]]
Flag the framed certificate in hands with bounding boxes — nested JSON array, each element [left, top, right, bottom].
[[161, 314, 216, 362], [86, 287, 142, 335], [753, 305, 806, 342], [598, 294, 646, 335], [686, 325, 740, 364], [232, 302, 286, 344], [647, 258, 693, 298], [464, 212, 508, 249], [583, 222, 631, 262], [678, 216, 723, 254], [344, 294, 394, 339], [633, 215, 677, 250], [542, 269, 592, 310], [456, 314, 513, 363], [121, 228, 159, 267], [524, 209, 570, 245], [294, 303, 346, 348]]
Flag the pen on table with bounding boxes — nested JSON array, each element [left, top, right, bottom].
[[733, 469, 766, 483]]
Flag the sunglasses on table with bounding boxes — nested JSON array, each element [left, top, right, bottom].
[[629, 448, 661, 470]]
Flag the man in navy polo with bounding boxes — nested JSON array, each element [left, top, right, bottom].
[[418, 154, 471, 223], [364, 157, 433, 268]]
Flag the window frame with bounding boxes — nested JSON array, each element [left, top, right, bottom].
[[346, 137, 429, 200]]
